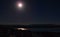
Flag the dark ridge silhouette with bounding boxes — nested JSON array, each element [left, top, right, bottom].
[[0, 24, 60, 28], [30, 24, 60, 28]]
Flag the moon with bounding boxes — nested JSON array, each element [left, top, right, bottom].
[[18, 3, 23, 8], [15, 1, 26, 12], [16, 1, 23, 8]]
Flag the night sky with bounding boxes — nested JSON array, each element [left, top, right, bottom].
[[0, 0, 60, 24]]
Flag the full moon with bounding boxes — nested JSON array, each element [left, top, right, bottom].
[[18, 3, 23, 8], [16, 1, 26, 11]]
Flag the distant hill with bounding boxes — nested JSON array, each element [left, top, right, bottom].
[[29, 24, 59, 28], [0, 24, 60, 28], [0, 24, 60, 32]]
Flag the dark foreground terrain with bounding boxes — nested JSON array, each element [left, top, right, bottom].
[[0, 24, 60, 37], [0, 25, 32, 37]]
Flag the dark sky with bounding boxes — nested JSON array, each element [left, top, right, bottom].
[[0, 0, 60, 24]]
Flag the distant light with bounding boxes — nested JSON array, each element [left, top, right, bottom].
[[17, 28, 27, 30]]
